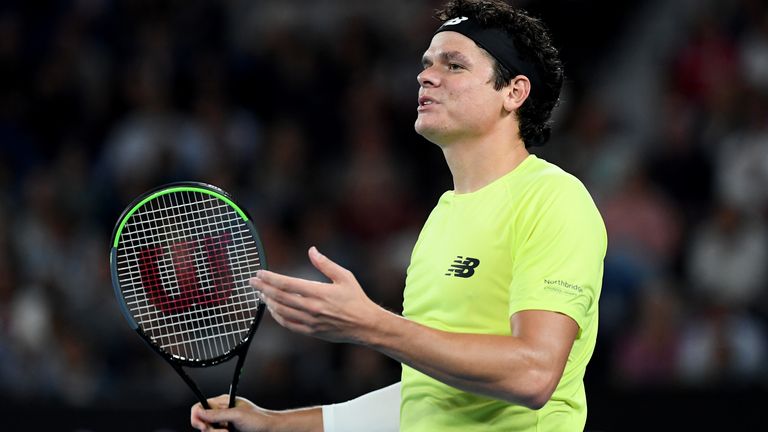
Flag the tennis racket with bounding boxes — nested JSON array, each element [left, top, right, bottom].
[[109, 182, 266, 431]]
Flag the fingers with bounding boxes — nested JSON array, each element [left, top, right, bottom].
[[197, 405, 240, 429], [267, 295, 321, 334], [255, 279, 315, 311], [308, 246, 351, 283], [190, 396, 236, 431], [252, 271, 330, 335], [272, 310, 316, 334], [251, 274, 322, 319], [252, 269, 324, 298], [249, 247, 350, 297], [190, 402, 207, 430]]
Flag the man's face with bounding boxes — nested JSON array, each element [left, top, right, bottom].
[[415, 31, 506, 146]]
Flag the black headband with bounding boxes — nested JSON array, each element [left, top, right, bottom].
[[435, 16, 543, 102]]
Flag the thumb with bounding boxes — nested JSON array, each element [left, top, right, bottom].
[[308, 246, 349, 283], [207, 394, 231, 409]]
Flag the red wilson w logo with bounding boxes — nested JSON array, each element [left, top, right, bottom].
[[138, 233, 234, 314]]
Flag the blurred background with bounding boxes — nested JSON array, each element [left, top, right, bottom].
[[0, 0, 766, 430]]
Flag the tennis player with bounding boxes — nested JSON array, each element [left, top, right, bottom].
[[191, 0, 606, 430]]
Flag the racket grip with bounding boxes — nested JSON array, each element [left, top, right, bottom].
[[226, 390, 238, 432], [226, 352, 247, 432]]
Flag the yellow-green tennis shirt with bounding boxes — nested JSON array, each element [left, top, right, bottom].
[[400, 155, 607, 431]]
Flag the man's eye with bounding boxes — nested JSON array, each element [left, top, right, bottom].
[[448, 63, 463, 71]]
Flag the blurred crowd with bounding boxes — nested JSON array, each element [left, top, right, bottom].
[[0, 0, 766, 421]]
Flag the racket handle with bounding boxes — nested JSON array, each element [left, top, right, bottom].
[[226, 404, 238, 432], [226, 399, 238, 432], [170, 363, 231, 430], [225, 351, 248, 432]]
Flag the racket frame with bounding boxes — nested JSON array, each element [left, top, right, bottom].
[[109, 181, 267, 413]]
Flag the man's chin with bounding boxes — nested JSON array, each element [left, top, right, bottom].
[[414, 121, 446, 146]]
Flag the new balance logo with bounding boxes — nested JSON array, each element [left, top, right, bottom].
[[445, 256, 480, 278]]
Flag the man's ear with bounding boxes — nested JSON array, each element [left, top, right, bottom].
[[503, 75, 531, 113]]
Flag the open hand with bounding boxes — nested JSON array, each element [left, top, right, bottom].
[[250, 247, 386, 345]]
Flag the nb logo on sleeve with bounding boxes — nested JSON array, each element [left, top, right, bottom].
[[445, 256, 480, 278]]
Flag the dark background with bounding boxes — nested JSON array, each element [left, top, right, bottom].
[[0, 0, 766, 430]]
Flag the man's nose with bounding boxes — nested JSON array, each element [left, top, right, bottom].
[[417, 67, 439, 87]]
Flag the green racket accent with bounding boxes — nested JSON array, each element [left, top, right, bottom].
[[112, 186, 248, 248]]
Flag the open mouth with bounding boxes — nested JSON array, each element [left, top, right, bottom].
[[418, 96, 437, 110]]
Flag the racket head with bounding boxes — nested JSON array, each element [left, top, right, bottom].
[[110, 182, 266, 367]]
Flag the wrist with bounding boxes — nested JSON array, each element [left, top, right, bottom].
[[361, 307, 400, 350], [269, 406, 323, 432], [259, 408, 283, 432]]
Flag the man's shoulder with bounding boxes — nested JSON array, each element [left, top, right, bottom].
[[523, 156, 579, 181], [508, 156, 588, 198]]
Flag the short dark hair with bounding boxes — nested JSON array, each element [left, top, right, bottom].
[[435, 0, 564, 147]]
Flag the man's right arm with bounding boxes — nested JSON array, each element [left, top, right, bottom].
[[190, 381, 401, 432], [191, 396, 323, 432]]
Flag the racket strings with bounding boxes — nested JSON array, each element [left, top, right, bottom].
[[145, 191, 253, 360], [130, 293, 258, 323], [116, 190, 262, 362], [120, 258, 261, 306], [158, 190, 256, 360]]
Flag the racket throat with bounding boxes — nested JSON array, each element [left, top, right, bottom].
[[170, 362, 211, 409]]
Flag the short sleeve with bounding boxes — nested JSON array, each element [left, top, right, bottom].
[[508, 174, 607, 335]]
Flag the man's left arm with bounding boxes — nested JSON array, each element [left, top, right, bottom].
[[253, 247, 578, 410]]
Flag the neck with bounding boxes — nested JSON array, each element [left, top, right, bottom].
[[441, 133, 530, 194]]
